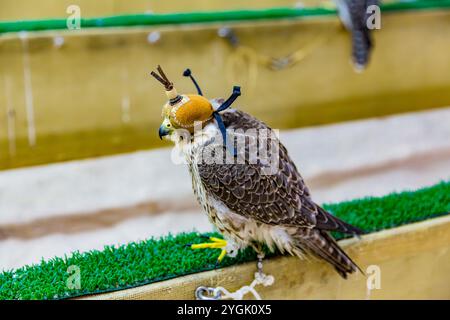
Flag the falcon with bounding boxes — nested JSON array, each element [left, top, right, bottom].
[[334, 0, 380, 70], [152, 66, 363, 278]]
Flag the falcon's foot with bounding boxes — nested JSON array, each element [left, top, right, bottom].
[[190, 237, 238, 263], [191, 236, 227, 263]]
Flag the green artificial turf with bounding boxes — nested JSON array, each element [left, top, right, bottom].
[[0, 181, 449, 300]]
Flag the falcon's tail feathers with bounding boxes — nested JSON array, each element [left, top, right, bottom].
[[294, 228, 363, 279], [315, 205, 365, 236]]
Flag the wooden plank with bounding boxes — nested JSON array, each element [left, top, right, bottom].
[[82, 215, 450, 300], [1, 11, 450, 169]]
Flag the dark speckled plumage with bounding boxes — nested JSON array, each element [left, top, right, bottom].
[[196, 109, 363, 278]]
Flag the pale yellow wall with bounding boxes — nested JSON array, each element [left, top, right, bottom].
[[0, 11, 449, 169], [0, 0, 324, 21]]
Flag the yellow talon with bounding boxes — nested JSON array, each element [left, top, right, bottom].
[[209, 237, 226, 244], [190, 237, 228, 262], [217, 249, 227, 263]]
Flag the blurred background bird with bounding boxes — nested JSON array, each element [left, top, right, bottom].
[[153, 66, 363, 278], [334, 0, 381, 71]]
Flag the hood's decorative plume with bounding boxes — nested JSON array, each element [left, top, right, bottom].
[[183, 68, 203, 96], [150, 65, 182, 105]]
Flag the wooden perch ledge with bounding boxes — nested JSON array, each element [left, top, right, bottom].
[[83, 215, 450, 300]]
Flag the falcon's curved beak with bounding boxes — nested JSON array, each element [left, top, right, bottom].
[[158, 119, 173, 140], [158, 125, 170, 140]]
